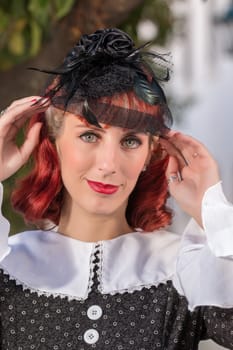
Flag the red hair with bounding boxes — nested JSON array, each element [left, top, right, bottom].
[[12, 91, 172, 231], [12, 112, 63, 226], [126, 153, 171, 231]]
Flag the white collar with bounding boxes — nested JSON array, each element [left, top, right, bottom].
[[0, 229, 181, 300]]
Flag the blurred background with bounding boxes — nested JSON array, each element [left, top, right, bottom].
[[0, 1, 232, 349]]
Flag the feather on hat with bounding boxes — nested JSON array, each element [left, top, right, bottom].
[[30, 28, 173, 135]]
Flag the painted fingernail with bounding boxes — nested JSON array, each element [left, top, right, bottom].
[[30, 97, 50, 107], [30, 97, 43, 106], [30, 98, 39, 105]]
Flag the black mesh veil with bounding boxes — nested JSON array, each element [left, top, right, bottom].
[[31, 28, 173, 135]]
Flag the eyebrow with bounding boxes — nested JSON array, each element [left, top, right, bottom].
[[74, 125, 146, 135], [74, 125, 105, 132]]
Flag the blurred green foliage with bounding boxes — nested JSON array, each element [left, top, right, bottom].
[[0, 0, 172, 71], [0, 0, 75, 70]]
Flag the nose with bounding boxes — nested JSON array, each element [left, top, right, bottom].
[[96, 141, 119, 176]]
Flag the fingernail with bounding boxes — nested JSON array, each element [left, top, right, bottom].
[[30, 97, 50, 107], [40, 97, 50, 106], [30, 97, 43, 106]]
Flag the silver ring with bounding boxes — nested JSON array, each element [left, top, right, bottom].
[[167, 174, 178, 184], [0, 109, 6, 117]]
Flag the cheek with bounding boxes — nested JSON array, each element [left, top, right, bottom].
[[123, 158, 145, 183], [121, 146, 150, 187], [57, 140, 91, 173]]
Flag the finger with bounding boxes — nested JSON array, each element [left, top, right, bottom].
[[7, 96, 42, 110], [13, 102, 48, 130], [167, 132, 211, 163], [19, 122, 43, 163], [8, 97, 49, 122], [0, 98, 49, 137], [159, 137, 187, 169], [166, 156, 181, 190], [168, 131, 203, 147], [166, 156, 179, 176]]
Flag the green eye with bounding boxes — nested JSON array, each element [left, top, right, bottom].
[[80, 132, 99, 143], [122, 138, 141, 149]]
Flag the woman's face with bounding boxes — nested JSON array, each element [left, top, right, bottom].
[[55, 114, 153, 218]]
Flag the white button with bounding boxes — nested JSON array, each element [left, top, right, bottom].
[[87, 305, 103, 320], [83, 329, 99, 344]]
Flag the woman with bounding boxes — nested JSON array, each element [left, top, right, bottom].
[[0, 28, 232, 349]]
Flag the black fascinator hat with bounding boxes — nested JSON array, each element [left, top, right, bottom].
[[32, 28, 173, 135]]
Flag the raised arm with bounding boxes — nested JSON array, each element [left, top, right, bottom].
[[0, 96, 50, 260], [161, 132, 233, 348], [160, 131, 220, 227], [0, 96, 49, 182]]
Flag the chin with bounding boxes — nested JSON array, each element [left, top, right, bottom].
[[82, 197, 127, 217], [87, 204, 118, 216]]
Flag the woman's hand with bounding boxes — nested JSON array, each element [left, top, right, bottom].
[[160, 132, 220, 227], [0, 96, 50, 182]]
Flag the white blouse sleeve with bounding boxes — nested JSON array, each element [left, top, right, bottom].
[[202, 182, 233, 257], [173, 182, 233, 311], [0, 183, 11, 261]]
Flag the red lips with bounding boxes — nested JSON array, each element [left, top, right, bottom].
[[87, 180, 119, 194]]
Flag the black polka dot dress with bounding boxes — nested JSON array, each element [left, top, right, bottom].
[[0, 251, 232, 350], [0, 184, 233, 349], [0, 233, 233, 350]]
